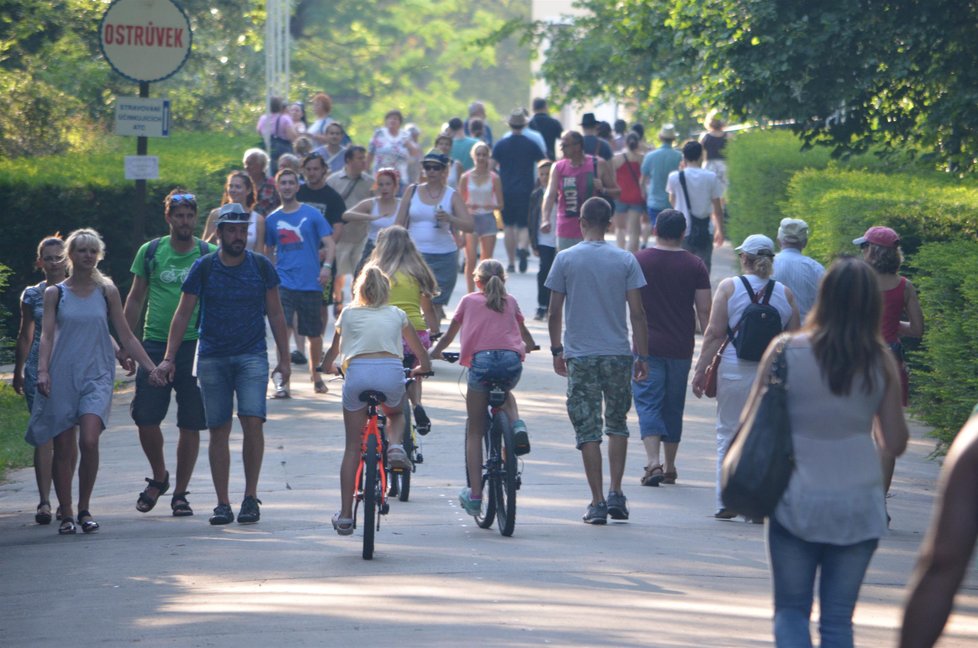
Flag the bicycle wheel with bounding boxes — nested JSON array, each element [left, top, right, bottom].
[[363, 435, 378, 560], [475, 413, 496, 529], [493, 411, 517, 537], [396, 399, 413, 502]]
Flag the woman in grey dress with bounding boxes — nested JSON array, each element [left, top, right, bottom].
[[27, 228, 156, 535], [13, 236, 71, 524]]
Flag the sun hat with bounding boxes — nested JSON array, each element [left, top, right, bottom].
[[508, 108, 529, 128], [215, 203, 250, 226], [658, 123, 677, 140], [422, 151, 450, 167]]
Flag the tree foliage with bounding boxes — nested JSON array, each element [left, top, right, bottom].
[[520, 0, 978, 172]]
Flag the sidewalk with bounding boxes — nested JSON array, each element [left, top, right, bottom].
[[1, 240, 975, 647]]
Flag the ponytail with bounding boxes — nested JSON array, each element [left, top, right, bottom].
[[474, 259, 508, 313]]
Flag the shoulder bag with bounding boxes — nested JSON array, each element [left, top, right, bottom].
[[720, 336, 795, 519], [679, 170, 711, 247]]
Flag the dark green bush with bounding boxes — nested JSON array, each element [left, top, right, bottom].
[[909, 241, 978, 447], [0, 132, 255, 338]]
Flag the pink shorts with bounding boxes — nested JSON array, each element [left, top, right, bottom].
[[402, 329, 431, 360]]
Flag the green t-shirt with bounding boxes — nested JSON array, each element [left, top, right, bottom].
[[388, 271, 426, 330], [130, 236, 217, 342]]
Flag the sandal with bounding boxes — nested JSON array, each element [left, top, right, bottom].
[[641, 464, 665, 487], [77, 510, 99, 533], [35, 500, 53, 525], [662, 469, 678, 485], [136, 471, 170, 513], [331, 512, 354, 536], [58, 517, 76, 535], [314, 379, 328, 394], [171, 492, 194, 517]]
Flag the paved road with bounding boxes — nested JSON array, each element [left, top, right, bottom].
[[2, 241, 976, 647]]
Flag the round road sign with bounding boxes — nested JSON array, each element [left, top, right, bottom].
[[99, 0, 192, 83]]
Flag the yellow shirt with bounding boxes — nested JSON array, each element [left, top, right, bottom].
[[387, 271, 426, 330]]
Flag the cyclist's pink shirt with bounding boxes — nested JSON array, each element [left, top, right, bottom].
[[453, 292, 526, 367]]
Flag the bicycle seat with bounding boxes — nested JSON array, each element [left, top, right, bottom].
[[359, 389, 387, 404]]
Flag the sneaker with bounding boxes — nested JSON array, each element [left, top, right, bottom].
[[582, 500, 608, 525], [714, 508, 738, 520], [459, 488, 482, 516], [209, 503, 234, 525], [507, 263, 516, 273], [517, 248, 529, 273], [237, 495, 262, 524], [387, 444, 410, 470], [290, 350, 307, 365], [413, 404, 431, 436], [607, 491, 629, 520], [533, 307, 547, 321], [512, 419, 530, 456]]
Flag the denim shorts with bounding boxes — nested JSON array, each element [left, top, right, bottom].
[[647, 207, 663, 228], [196, 353, 269, 428], [615, 201, 645, 213], [131, 339, 206, 430], [467, 350, 522, 394], [422, 250, 459, 306], [472, 212, 498, 237], [632, 355, 692, 443]]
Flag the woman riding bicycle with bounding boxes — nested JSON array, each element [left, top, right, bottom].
[[429, 259, 535, 515], [365, 225, 440, 436], [321, 266, 430, 535]]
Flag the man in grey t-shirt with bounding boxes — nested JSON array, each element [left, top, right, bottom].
[[545, 197, 649, 525]]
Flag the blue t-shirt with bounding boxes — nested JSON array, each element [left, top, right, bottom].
[[493, 134, 545, 198], [264, 203, 332, 291], [640, 145, 683, 210], [182, 251, 280, 358]]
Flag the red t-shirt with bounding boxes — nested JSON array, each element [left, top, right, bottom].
[[635, 247, 711, 359]]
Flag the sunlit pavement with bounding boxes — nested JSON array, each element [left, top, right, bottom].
[[2, 239, 976, 647]]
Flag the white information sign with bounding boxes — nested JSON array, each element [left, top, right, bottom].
[[99, 0, 192, 83], [115, 98, 170, 137], [124, 156, 160, 180]]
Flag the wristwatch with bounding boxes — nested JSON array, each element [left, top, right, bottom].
[[550, 345, 564, 357]]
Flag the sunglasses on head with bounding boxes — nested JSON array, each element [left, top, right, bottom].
[[170, 193, 196, 204]]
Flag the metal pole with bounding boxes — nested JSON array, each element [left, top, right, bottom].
[[133, 81, 149, 250]]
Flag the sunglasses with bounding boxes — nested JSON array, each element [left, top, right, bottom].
[[423, 164, 446, 171], [170, 193, 196, 204], [41, 255, 62, 263]]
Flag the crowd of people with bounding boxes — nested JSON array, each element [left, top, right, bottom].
[[11, 92, 971, 647]]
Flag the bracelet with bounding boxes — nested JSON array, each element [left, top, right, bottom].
[[550, 345, 564, 357]]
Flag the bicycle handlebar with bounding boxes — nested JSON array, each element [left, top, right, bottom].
[[441, 352, 460, 363]]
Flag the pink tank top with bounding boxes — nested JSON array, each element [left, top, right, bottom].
[[555, 157, 597, 239], [881, 276, 906, 344]]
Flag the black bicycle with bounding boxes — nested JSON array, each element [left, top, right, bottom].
[[441, 352, 521, 537]]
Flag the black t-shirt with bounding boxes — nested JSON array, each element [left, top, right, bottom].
[[493, 134, 546, 198], [297, 183, 346, 227], [583, 135, 613, 161], [528, 113, 563, 160]]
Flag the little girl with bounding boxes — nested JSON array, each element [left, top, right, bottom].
[[430, 259, 536, 516], [321, 265, 430, 535], [460, 142, 503, 293], [366, 225, 440, 435]]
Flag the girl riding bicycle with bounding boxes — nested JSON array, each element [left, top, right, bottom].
[[366, 225, 440, 436], [429, 259, 535, 515], [321, 265, 430, 535]]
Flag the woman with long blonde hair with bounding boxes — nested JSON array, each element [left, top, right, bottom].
[[26, 228, 156, 535]]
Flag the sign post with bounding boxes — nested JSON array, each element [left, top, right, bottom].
[[99, 0, 192, 248]]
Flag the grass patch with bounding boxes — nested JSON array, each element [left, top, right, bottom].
[[0, 383, 32, 482]]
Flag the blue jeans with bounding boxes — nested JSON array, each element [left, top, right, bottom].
[[467, 350, 522, 393], [196, 353, 269, 428], [767, 516, 878, 648], [632, 355, 691, 443]]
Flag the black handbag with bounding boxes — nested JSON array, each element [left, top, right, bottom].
[[721, 336, 794, 518]]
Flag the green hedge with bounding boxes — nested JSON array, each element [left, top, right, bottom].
[[0, 132, 255, 338], [910, 241, 978, 445]]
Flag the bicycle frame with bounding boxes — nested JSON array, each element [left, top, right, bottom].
[[354, 399, 388, 528]]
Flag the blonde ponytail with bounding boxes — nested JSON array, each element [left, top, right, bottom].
[[474, 259, 507, 313]]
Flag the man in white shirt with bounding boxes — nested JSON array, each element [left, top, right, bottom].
[[772, 218, 825, 323], [666, 140, 724, 271]]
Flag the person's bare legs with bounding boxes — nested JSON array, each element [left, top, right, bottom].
[[339, 408, 368, 518], [464, 234, 479, 293], [383, 400, 405, 446], [175, 428, 200, 495], [503, 225, 518, 267], [208, 420, 233, 505], [608, 434, 627, 494], [642, 434, 662, 469], [613, 212, 627, 248], [466, 390, 490, 499], [34, 440, 53, 505], [52, 427, 78, 520], [308, 336, 324, 385], [137, 424, 168, 499], [626, 209, 643, 253], [580, 440, 604, 504], [239, 415, 264, 498], [76, 413, 103, 514], [480, 235, 497, 268], [663, 442, 679, 475]]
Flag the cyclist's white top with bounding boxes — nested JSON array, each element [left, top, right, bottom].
[[336, 304, 408, 370]]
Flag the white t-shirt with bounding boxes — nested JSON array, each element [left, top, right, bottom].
[[337, 304, 408, 369], [666, 166, 722, 227]]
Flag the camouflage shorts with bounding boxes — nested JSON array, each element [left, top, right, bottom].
[[566, 355, 633, 449]]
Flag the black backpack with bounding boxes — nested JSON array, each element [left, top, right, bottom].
[[729, 277, 783, 362]]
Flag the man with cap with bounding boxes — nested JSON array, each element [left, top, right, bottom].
[[666, 140, 724, 272], [124, 189, 216, 517], [152, 203, 291, 526], [529, 97, 563, 161], [492, 108, 547, 273], [640, 124, 683, 230], [773, 217, 825, 322], [581, 113, 613, 160], [546, 197, 649, 525]]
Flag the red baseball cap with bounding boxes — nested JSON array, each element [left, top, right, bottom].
[[853, 226, 900, 248]]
